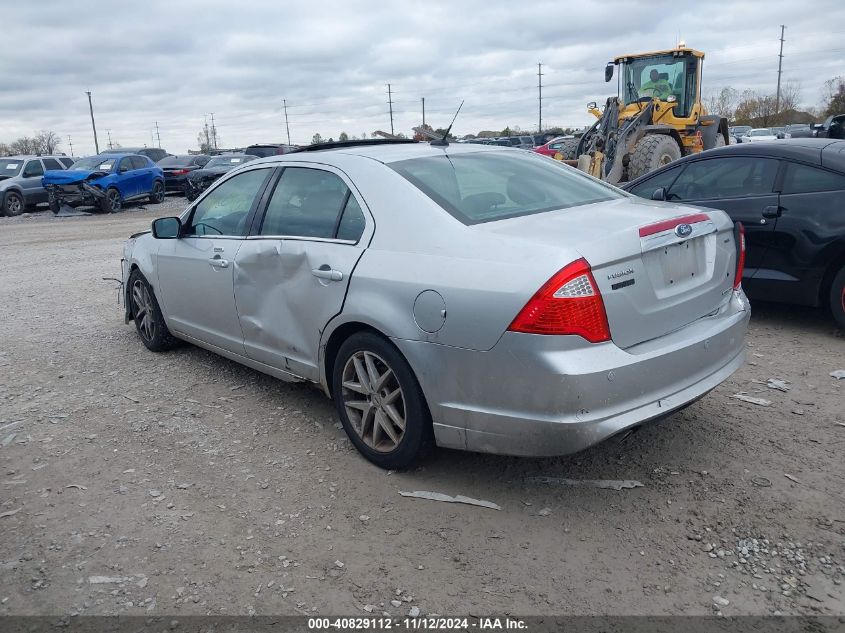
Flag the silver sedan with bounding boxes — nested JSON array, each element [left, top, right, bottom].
[[121, 141, 749, 469]]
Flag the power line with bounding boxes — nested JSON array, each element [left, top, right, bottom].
[[85, 91, 99, 154], [386, 83, 394, 135], [775, 24, 786, 114], [422, 97, 425, 127], [155, 121, 161, 148], [282, 99, 291, 145], [537, 62, 543, 133]]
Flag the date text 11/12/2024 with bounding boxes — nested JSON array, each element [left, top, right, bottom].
[[307, 616, 528, 630]]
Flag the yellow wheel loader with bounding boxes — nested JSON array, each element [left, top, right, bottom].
[[559, 45, 729, 184]]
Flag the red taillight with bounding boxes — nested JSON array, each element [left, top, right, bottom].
[[734, 222, 746, 289], [171, 169, 189, 175], [508, 258, 611, 343]]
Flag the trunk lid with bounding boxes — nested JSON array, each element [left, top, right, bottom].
[[476, 197, 737, 348]]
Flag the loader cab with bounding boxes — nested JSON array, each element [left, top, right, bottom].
[[613, 48, 703, 120]]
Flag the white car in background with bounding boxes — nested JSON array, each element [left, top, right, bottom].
[[740, 128, 779, 143]]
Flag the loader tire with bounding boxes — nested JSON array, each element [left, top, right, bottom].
[[629, 134, 682, 181], [556, 138, 580, 160]]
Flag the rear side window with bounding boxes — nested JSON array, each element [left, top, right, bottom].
[[42, 158, 63, 170], [667, 157, 778, 200], [336, 195, 366, 241], [58, 157, 75, 168], [627, 164, 684, 198], [259, 167, 350, 238], [781, 162, 845, 194], [131, 156, 149, 170], [390, 151, 621, 224]]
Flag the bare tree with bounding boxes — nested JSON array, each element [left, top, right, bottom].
[[0, 142, 11, 157], [311, 133, 323, 144], [339, 132, 349, 142], [822, 76, 845, 116], [10, 136, 38, 155], [34, 130, 61, 154], [704, 87, 738, 120]]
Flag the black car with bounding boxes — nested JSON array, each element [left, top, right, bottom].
[[623, 139, 845, 327], [244, 143, 297, 158], [99, 147, 171, 163], [157, 155, 211, 193], [785, 124, 814, 139], [183, 154, 258, 201], [813, 114, 845, 140]]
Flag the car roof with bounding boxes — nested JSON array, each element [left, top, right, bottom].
[[5, 155, 70, 160], [250, 140, 516, 166]]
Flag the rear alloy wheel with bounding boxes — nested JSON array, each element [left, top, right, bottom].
[[332, 332, 433, 469], [149, 181, 165, 204], [629, 134, 682, 181], [830, 266, 845, 330], [3, 191, 24, 216], [128, 270, 178, 352], [100, 187, 122, 213]]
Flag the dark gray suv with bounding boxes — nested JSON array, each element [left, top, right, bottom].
[[0, 155, 74, 216]]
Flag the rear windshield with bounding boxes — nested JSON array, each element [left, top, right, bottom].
[[1, 160, 23, 176], [206, 156, 251, 168], [390, 151, 622, 225], [157, 155, 193, 166]]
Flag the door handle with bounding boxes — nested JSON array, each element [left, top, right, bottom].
[[208, 257, 229, 268], [312, 266, 343, 281], [762, 205, 782, 219]]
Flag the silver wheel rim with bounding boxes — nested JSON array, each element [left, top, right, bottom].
[[154, 183, 163, 200], [659, 153, 674, 165], [132, 280, 155, 342], [7, 195, 22, 214], [108, 190, 120, 211], [341, 350, 406, 452]]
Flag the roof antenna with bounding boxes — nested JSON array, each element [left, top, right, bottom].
[[430, 100, 464, 147]]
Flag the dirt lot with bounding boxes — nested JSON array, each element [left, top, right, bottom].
[[1, 199, 843, 618]]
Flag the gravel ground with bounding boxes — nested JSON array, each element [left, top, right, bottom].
[[0, 199, 843, 618]]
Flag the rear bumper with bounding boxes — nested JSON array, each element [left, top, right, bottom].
[[164, 175, 188, 190], [393, 290, 750, 457]]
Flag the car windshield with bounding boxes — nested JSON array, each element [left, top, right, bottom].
[[206, 157, 249, 168], [751, 129, 772, 136], [157, 155, 193, 166], [1, 160, 23, 176], [72, 156, 116, 171], [390, 150, 622, 225]]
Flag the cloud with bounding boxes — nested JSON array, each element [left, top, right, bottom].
[[1, 0, 842, 154]]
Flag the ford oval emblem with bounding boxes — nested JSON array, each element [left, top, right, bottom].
[[675, 223, 693, 238]]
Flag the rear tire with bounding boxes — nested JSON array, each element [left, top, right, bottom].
[[556, 138, 580, 160], [3, 191, 24, 216], [100, 187, 122, 214], [629, 134, 682, 180], [830, 266, 845, 330], [128, 270, 178, 352], [149, 181, 165, 204], [332, 332, 433, 469]]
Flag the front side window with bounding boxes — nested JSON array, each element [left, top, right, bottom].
[[781, 163, 845, 194], [626, 164, 684, 198], [187, 168, 270, 236], [391, 151, 621, 225], [118, 158, 135, 173], [23, 160, 44, 178], [667, 157, 778, 201], [259, 167, 351, 238]]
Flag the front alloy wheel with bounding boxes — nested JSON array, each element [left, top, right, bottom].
[[4, 192, 24, 216], [341, 350, 407, 452], [132, 279, 156, 343], [102, 188, 122, 213], [127, 270, 178, 352]]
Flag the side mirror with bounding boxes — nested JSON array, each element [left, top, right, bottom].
[[651, 187, 667, 201], [152, 217, 181, 239], [604, 63, 614, 82]]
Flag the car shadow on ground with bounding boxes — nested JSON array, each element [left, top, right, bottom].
[[746, 299, 842, 337]]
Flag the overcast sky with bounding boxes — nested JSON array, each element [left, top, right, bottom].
[[2, 0, 843, 155]]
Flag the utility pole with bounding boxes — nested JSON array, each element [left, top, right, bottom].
[[67, 135, 74, 156], [210, 112, 217, 149], [775, 25, 786, 115], [386, 84, 394, 136], [106, 129, 113, 150], [537, 63, 544, 134], [203, 115, 210, 150], [85, 91, 99, 154], [282, 99, 291, 145], [422, 97, 426, 127], [155, 121, 161, 148]]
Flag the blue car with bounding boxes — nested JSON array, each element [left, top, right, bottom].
[[42, 153, 165, 213]]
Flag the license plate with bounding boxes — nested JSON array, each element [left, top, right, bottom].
[[656, 239, 702, 286]]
